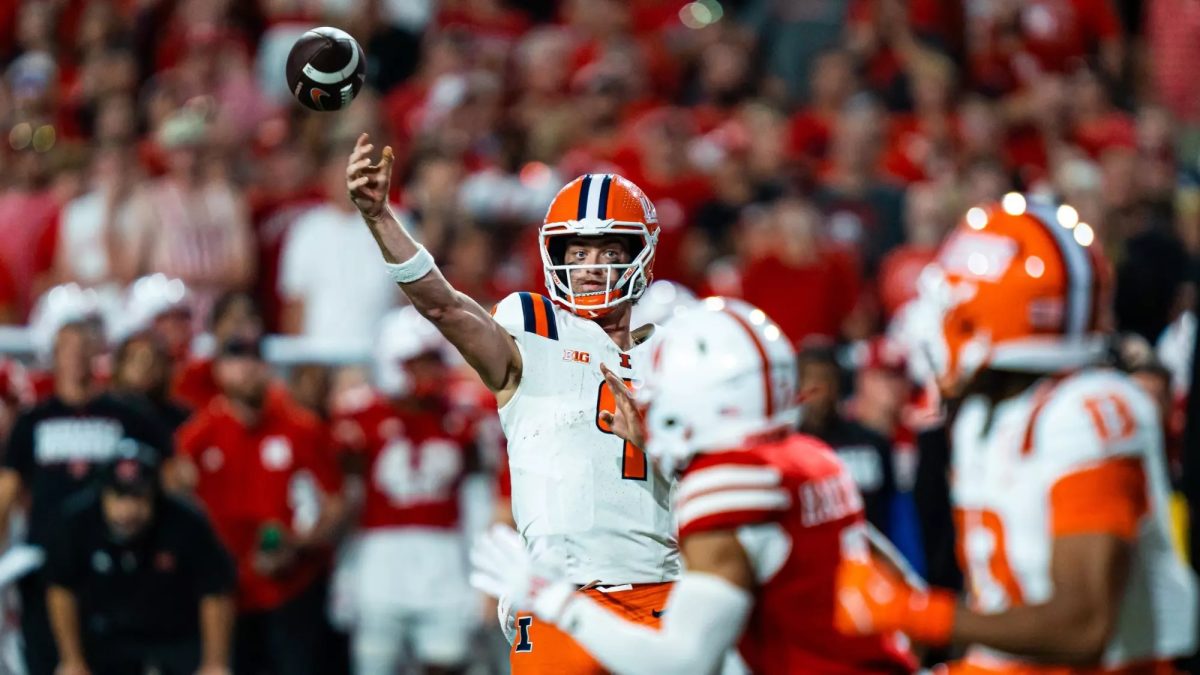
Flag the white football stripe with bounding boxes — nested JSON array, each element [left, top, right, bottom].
[[302, 42, 361, 85], [677, 488, 790, 530], [677, 465, 782, 503], [585, 174, 605, 219]]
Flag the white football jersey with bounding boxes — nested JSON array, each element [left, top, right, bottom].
[[493, 291, 680, 585], [951, 368, 1197, 669]]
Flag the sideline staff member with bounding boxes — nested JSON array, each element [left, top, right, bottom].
[[0, 321, 173, 675], [46, 441, 235, 675]]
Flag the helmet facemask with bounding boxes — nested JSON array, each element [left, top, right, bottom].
[[540, 226, 657, 319]]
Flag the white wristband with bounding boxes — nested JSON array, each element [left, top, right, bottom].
[[383, 246, 435, 284]]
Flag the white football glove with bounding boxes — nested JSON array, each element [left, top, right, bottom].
[[470, 524, 576, 623], [497, 594, 517, 645]]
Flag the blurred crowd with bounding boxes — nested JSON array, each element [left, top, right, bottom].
[[0, 0, 1196, 351], [0, 0, 1198, 673]]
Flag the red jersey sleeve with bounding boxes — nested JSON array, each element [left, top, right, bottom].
[[677, 451, 792, 538]]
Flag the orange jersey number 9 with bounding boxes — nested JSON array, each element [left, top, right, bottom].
[[596, 379, 647, 480]]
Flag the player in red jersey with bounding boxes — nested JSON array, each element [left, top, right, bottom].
[[332, 306, 498, 675], [470, 298, 916, 674]]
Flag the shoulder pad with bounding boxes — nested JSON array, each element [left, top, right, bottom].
[[677, 458, 788, 537], [492, 292, 560, 341], [1033, 369, 1158, 465]]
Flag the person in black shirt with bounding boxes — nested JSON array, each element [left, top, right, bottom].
[[797, 343, 899, 534], [0, 321, 173, 675], [45, 440, 235, 675]]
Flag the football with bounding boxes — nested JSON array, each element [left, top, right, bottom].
[[285, 26, 366, 112]]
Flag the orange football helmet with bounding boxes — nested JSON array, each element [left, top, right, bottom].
[[540, 174, 660, 319], [919, 193, 1109, 386]]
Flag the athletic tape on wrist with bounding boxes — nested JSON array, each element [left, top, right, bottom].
[[383, 246, 435, 284]]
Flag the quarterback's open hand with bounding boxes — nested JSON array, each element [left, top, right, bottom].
[[470, 524, 576, 623], [598, 363, 646, 449], [346, 133, 393, 220]]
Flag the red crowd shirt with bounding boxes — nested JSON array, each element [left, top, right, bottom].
[[176, 395, 341, 611], [788, 109, 835, 170], [172, 359, 220, 412], [740, 250, 860, 346], [968, 0, 1122, 92], [1017, 0, 1122, 74], [332, 393, 478, 531]]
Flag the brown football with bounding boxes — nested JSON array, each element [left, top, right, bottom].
[[285, 26, 366, 112]]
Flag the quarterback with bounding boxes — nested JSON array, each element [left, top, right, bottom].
[[346, 136, 678, 673], [471, 298, 916, 674], [836, 195, 1198, 671]]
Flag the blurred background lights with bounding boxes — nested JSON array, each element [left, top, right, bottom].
[[1001, 192, 1026, 216], [966, 207, 987, 230], [680, 0, 723, 29], [8, 122, 31, 150], [31, 125, 55, 152], [1073, 222, 1095, 246], [1056, 204, 1079, 229]]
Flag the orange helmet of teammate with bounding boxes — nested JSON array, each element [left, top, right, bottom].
[[919, 192, 1110, 388], [540, 174, 660, 319]]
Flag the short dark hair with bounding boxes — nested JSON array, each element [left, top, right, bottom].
[[209, 291, 261, 331], [99, 439, 161, 497], [796, 341, 842, 380], [113, 330, 168, 368]]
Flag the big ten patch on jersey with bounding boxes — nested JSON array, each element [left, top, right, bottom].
[[491, 291, 678, 585]]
